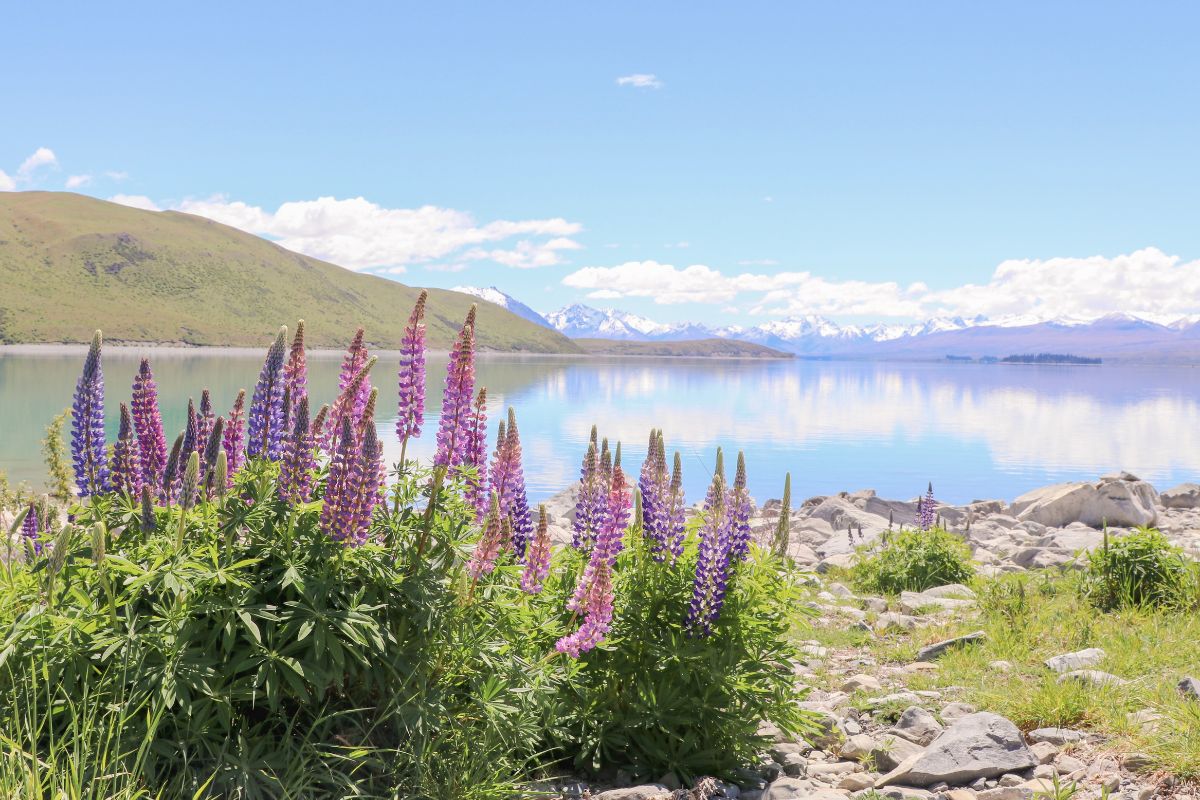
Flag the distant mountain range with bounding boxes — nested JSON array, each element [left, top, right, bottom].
[[452, 286, 1200, 363]]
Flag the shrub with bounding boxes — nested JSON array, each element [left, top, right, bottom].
[[852, 527, 975, 594], [1078, 528, 1197, 611]]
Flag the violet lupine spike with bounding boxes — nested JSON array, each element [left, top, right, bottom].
[[109, 402, 143, 496], [434, 306, 478, 470], [521, 505, 551, 594], [131, 358, 167, 489], [176, 398, 198, 493], [161, 433, 183, 505], [638, 429, 674, 561], [556, 557, 614, 658], [197, 389, 215, 477], [70, 330, 109, 497], [324, 356, 378, 456], [283, 320, 307, 428], [687, 453, 732, 636], [665, 450, 686, 562], [918, 482, 937, 531], [201, 416, 225, 498], [223, 389, 247, 479], [637, 429, 660, 532], [396, 291, 428, 448], [462, 388, 490, 518], [21, 503, 41, 555], [467, 493, 506, 580], [247, 327, 288, 461], [320, 416, 358, 542], [603, 445, 632, 561], [504, 409, 534, 557], [727, 451, 753, 562], [572, 442, 600, 550], [343, 421, 384, 545]]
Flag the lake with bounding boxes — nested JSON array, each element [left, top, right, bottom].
[[1, 348, 1197, 506]]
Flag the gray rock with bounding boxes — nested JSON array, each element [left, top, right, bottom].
[[1057, 669, 1128, 687], [890, 707, 944, 746], [595, 786, 669, 800], [1010, 478, 1159, 528], [1044, 648, 1106, 673], [1010, 547, 1073, 570], [1178, 676, 1200, 700], [1027, 728, 1086, 745], [877, 712, 1037, 787], [872, 734, 925, 772], [899, 591, 974, 615], [939, 702, 977, 724], [917, 631, 986, 662], [1161, 483, 1200, 509], [763, 778, 848, 800]]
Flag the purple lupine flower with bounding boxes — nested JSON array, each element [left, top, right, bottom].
[[463, 387, 489, 518], [223, 389, 246, 479], [572, 441, 600, 550], [727, 451, 753, 561], [109, 402, 143, 497], [639, 429, 676, 561], [279, 398, 314, 503], [686, 449, 732, 636], [131, 358, 167, 489], [396, 291, 428, 452], [197, 389, 215, 475], [321, 416, 358, 542], [21, 503, 41, 555], [161, 433, 183, 505], [323, 355, 378, 456], [283, 320, 307, 428], [504, 409, 534, 557], [521, 505, 552, 594], [467, 493, 506, 580], [352, 416, 386, 539], [201, 416, 225, 499], [70, 331, 109, 497], [320, 392, 383, 546], [918, 482, 937, 531], [434, 306, 477, 470], [556, 556, 614, 658], [665, 450, 687, 561], [175, 398, 198, 493], [247, 327, 288, 461]]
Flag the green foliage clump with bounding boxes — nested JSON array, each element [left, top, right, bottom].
[[41, 408, 73, 501], [546, 527, 815, 781], [852, 527, 975, 594], [1078, 528, 1197, 611]]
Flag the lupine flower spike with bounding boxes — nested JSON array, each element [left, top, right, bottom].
[[727, 451, 753, 561], [325, 356, 378, 455], [21, 503, 40, 555], [201, 417, 225, 498], [687, 449, 733, 636], [504, 408, 534, 556], [131, 358, 167, 488], [175, 451, 199, 549], [665, 450, 686, 561], [162, 433, 183, 505], [247, 326, 288, 461], [279, 395, 314, 504], [283, 320, 307, 427], [572, 442, 600, 549], [109, 403, 143, 496], [434, 306, 478, 470], [463, 388, 490, 518], [557, 551, 614, 658], [71, 331, 108, 497], [918, 482, 937, 531], [521, 505, 551, 594], [396, 290, 428, 464], [468, 493, 506, 580], [139, 485, 156, 536], [197, 390, 215, 475], [773, 472, 792, 557], [223, 389, 246, 478], [176, 398, 198, 492]]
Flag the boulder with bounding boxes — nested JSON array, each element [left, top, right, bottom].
[[872, 733, 925, 771], [1178, 676, 1200, 700], [1058, 670, 1127, 687], [1161, 483, 1200, 510], [595, 786, 670, 800], [890, 706, 944, 746], [763, 779, 848, 800], [917, 631, 986, 662], [1010, 477, 1158, 529], [1027, 728, 1086, 745], [876, 712, 1037, 787], [1044, 648, 1105, 673]]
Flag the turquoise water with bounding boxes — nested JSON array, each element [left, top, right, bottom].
[[1, 349, 1197, 505]]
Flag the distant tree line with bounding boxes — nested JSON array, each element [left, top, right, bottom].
[[1000, 353, 1102, 365]]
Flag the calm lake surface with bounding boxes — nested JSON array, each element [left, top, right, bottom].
[[1, 349, 1197, 505]]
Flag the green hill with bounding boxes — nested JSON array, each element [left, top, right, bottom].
[[0, 191, 580, 352]]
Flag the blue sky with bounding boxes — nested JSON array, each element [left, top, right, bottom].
[[3, 1, 1200, 324]]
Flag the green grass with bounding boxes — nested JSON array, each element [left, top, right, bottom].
[[809, 571, 1200, 779], [0, 191, 580, 352]]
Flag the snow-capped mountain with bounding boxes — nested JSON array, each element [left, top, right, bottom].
[[451, 286, 552, 328], [544, 304, 718, 341]]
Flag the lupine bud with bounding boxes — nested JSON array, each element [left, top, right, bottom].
[[109, 403, 143, 496], [70, 330, 109, 497], [774, 472, 792, 558], [131, 358, 167, 488], [176, 398, 198, 492], [727, 451, 752, 561], [434, 306, 477, 469], [213, 449, 228, 501], [162, 433, 184, 505], [396, 291, 428, 447], [521, 505, 552, 594], [247, 327, 288, 461], [179, 451, 200, 511], [283, 320, 307, 428], [140, 485, 156, 536], [223, 389, 247, 479], [202, 416, 225, 498], [91, 521, 107, 564], [312, 404, 330, 442]]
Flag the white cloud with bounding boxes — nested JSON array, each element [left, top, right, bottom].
[[105, 170, 129, 181], [108, 194, 162, 211], [425, 263, 469, 273], [65, 174, 92, 189], [171, 194, 582, 271], [563, 247, 1200, 322], [616, 73, 663, 89], [0, 170, 13, 191], [17, 147, 57, 180]]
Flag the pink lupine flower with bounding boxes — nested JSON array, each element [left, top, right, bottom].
[[521, 505, 552, 594]]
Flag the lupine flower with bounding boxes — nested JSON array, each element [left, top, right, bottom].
[[247, 327, 288, 461], [140, 485, 156, 536], [223, 389, 246, 478], [467, 493, 506, 580], [109, 403, 143, 496], [279, 397, 315, 504], [727, 451, 753, 561], [504, 408, 534, 557], [353, 415, 386, 538], [639, 429, 675, 561], [664, 450, 687, 562], [320, 395, 384, 546], [605, 443, 632, 560], [197, 389, 215, 476], [21, 503, 40, 555], [572, 442, 601, 550], [321, 417, 357, 541], [131, 358, 167, 489], [175, 398, 198, 493], [283, 320, 307, 427], [312, 404, 329, 440], [687, 450, 733, 636], [201, 417, 225, 498], [161, 433, 183, 505], [434, 306, 478, 470], [70, 331, 109, 497], [556, 556, 614, 658], [521, 505, 551, 594], [179, 451, 200, 512], [463, 388, 490, 518], [324, 356, 378, 456], [918, 482, 937, 531], [396, 291, 428, 452]]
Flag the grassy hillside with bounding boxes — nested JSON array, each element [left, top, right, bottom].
[[574, 337, 793, 358], [0, 192, 579, 352]]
